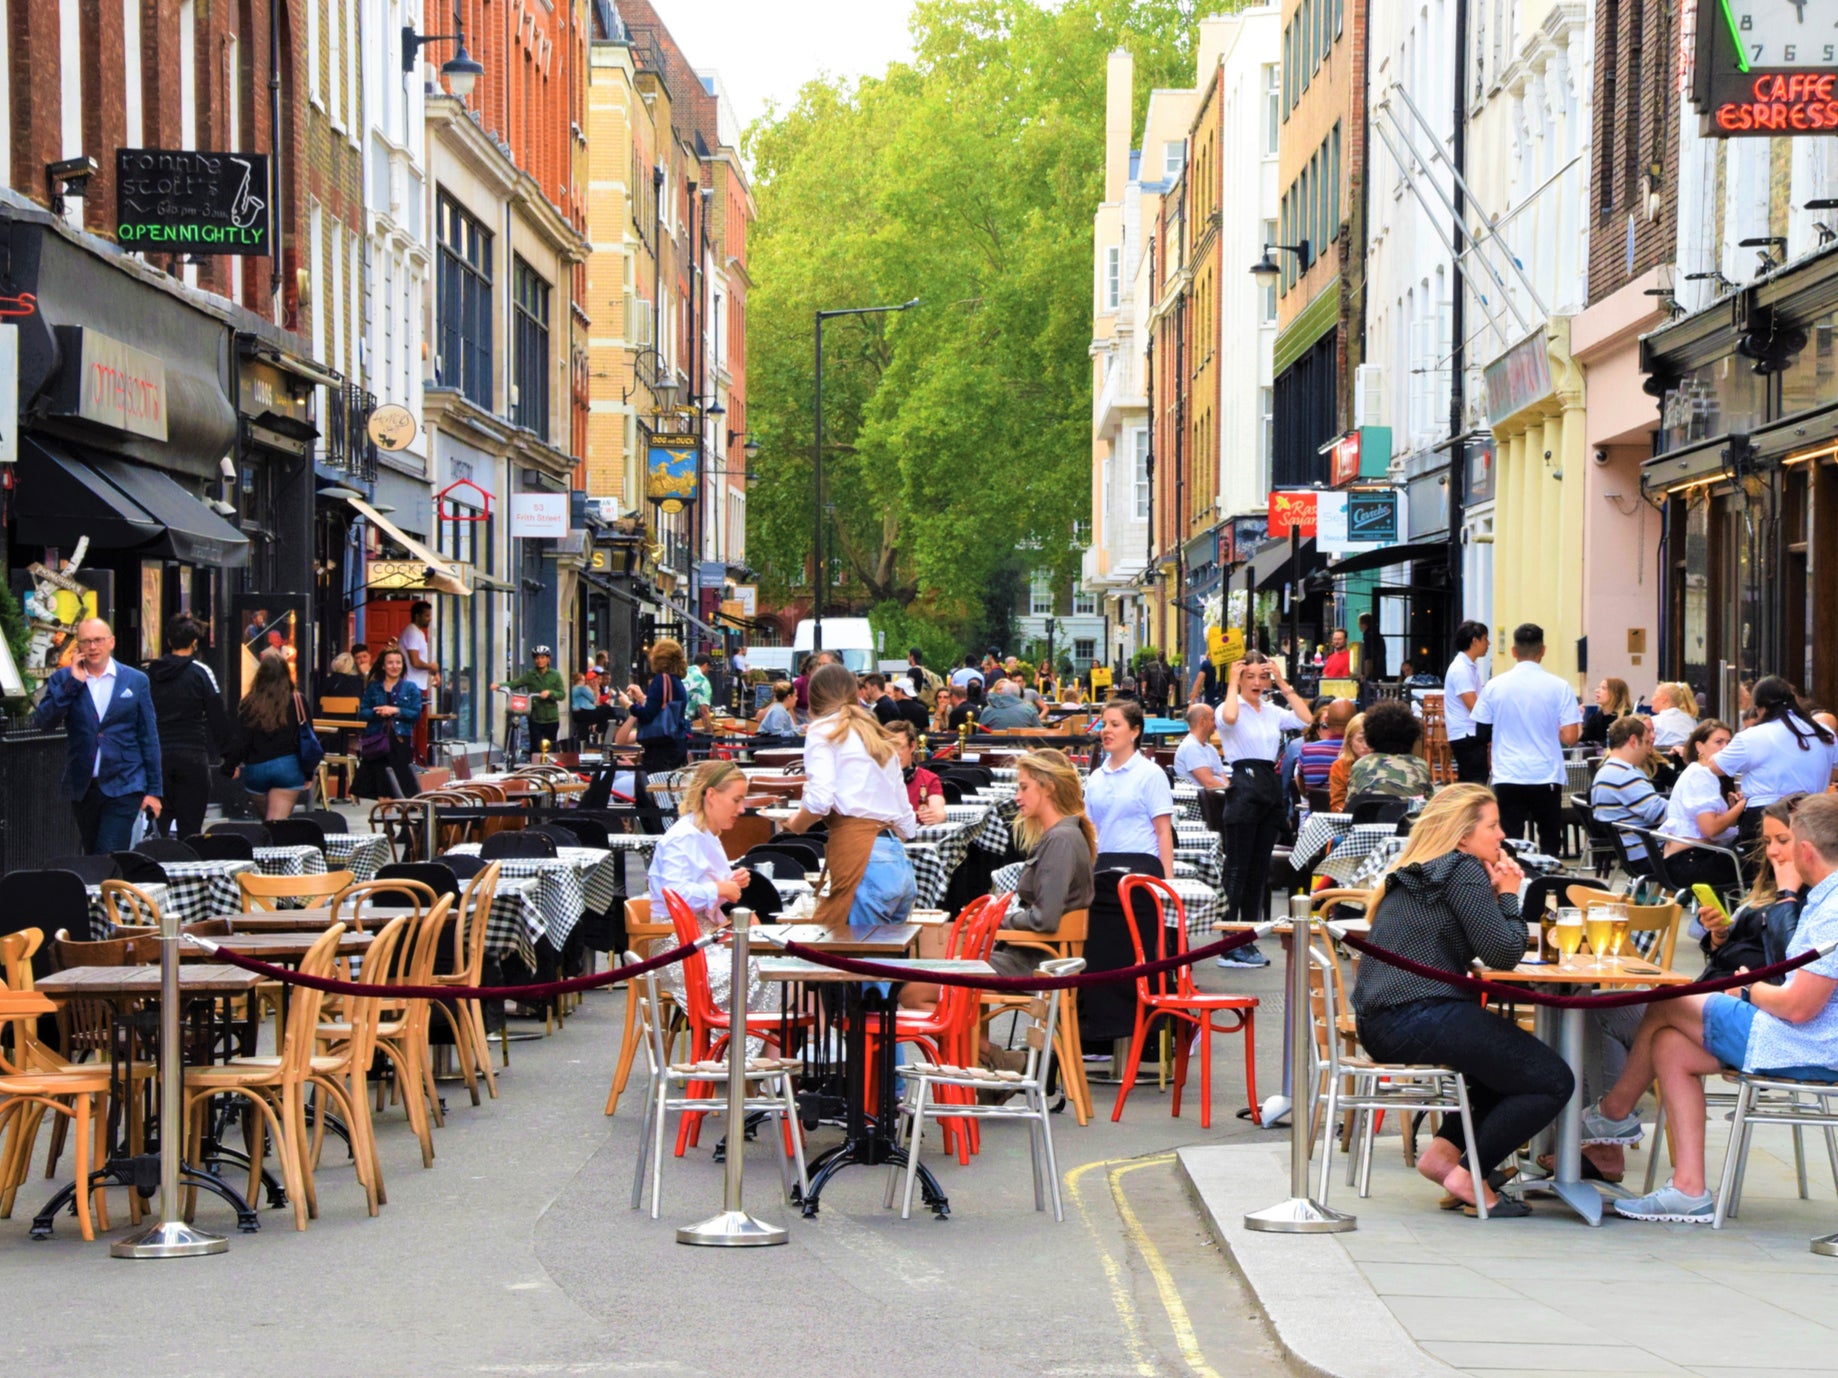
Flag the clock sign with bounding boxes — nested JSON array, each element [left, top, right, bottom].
[[1696, 0, 1838, 136]]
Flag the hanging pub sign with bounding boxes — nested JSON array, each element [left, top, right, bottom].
[[646, 432, 700, 513], [1692, 0, 1838, 137], [115, 149, 270, 255]]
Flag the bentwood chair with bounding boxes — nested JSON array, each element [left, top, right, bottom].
[[236, 869, 357, 912], [605, 898, 677, 1117], [432, 863, 502, 1102], [981, 906, 1093, 1125]]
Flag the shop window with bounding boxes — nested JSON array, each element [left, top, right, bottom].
[[1660, 354, 1762, 453]]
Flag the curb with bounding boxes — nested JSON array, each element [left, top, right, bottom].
[[1176, 1144, 1461, 1378]]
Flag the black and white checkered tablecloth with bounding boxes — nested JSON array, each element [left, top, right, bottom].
[[479, 877, 546, 968], [445, 844, 622, 948], [969, 797, 1020, 855], [318, 833, 391, 880], [1346, 836, 1567, 892], [904, 843, 951, 909], [155, 861, 256, 922], [84, 882, 171, 935]]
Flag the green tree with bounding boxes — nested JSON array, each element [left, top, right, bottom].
[[743, 1, 1197, 639]]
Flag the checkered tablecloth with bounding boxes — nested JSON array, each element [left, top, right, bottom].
[[253, 844, 328, 878], [1172, 783, 1205, 822], [479, 877, 546, 969], [600, 833, 663, 858], [1344, 836, 1567, 891], [1565, 757, 1594, 798], [992, 861, 1223, 939], [1314, 824, 1411, 886], [911, 818, 975, 878], [155, 861, 256, 922], [969, 797, 1020, 855], [319, 832, 391, 880], [1291, 812, 1354, 869], [905, 843, 951, 909], [85, 882, 171, 936], [446, 844, 623, 947]]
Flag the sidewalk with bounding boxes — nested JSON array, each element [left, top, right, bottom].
[[1181, 1123, 1838, 1378]]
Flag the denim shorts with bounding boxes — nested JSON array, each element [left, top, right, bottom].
[[848, 835, 918, 928], [1702, 992, 1838, 1082], [241, 754, 308, 793]]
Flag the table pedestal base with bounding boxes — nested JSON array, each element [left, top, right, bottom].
[[1243, 1197, 1357, 1233], [33, 1159, 258, 1240], [111, 1219, 228, 1258], [798, 1136, 949, 1219], [1811, 1231, 1838, 1256], [1515, 1175, 1606, 1225], [676, 1209, 788, 1247]]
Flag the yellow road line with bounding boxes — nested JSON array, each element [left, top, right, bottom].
[[1064, 1156, 1159, 1378], [1107, 1158, 1224, 1378]]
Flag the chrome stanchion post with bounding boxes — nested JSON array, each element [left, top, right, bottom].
[[422, 798, 438, 863], [1813, 1231, 1838, 1257], [678, 907, 788, 1246], [112, 900, 227, 1258], [1244, 893, 1356, 1234]]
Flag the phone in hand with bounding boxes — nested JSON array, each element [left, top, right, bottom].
[[1692, 883, 1732, 927]]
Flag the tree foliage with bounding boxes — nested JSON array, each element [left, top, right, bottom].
[[743, 1, 1198, 640]]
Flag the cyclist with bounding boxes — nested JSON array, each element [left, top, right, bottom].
[[492, 645, 565, 754]]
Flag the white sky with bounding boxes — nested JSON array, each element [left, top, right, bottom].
[[644, 0, 918, 136]]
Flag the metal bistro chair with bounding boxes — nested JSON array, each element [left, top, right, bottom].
[[888, 957, 1085, 1222], [1714, 1073, 1838, 1228]]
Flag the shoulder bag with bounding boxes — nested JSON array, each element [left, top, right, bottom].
[[294, 693, 327, 774]]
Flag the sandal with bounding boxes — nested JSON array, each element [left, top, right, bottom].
[[1463, 1195, 1532, 1218], [1438, 1165, 1517, 1211]]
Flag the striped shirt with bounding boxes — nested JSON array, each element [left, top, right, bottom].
[[1297, 737, 1342, 789], [1590, 756, 1667, 862]]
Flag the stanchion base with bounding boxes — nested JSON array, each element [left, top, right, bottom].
[[675, 1210, 788, 1247], [1811, 1232, 1838, 1257], [111, 1220, 229, 1259], [1242, 1197, 1358, 1234]]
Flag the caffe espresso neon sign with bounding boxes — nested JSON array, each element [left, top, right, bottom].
[[1714, 73, 1838, 133]]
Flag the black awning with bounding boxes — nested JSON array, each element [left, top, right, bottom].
[[1249, 536, 1320, 592], [88, 456, 250, 568], [15, 436, 164, 551], [1324, 540, 1447, 578]]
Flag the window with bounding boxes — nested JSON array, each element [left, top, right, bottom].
[[1074, 638, 1097, 664], [436, 191, 493, 408], [1262, 219, 1279, 320], [1260, 387, 1275, 482], [1163, 140, 1186, 181], [1073, 589, 1097, 617], [1029, 569, 1054, 617], [1264, 65, 1280, 154], [511, 256, 551, 437], [1132, 428, 1150, 520], [1104, 245, 1120, 311]]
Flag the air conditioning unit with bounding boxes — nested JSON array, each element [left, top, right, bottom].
[[1354, 363, 1384, 428]]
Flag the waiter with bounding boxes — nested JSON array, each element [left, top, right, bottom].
[[35, 618, 163, 854], [1443, 620, 1491, 783], [1470, 622, 1580, 856]]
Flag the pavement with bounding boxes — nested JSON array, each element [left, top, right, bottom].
[[5, 934, 1297, 1377]]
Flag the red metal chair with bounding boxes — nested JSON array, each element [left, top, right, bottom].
[[1109, 874, 1259, 1129]]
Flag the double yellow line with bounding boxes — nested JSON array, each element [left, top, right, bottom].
[[1064, 1153, 1223, 1378]]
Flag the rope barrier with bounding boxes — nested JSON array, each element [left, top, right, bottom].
[[184, 931, 717, 1002], [1333, 930, 1837, 1009]]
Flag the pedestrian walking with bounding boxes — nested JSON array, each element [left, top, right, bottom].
[[397, 599, 438, 764], [34, 617, 163, 853], [1470, 622, 1581, 856], [223, 650, 314, 821], [146, 614, 231, 839]]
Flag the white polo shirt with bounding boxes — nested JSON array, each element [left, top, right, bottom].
[[1471, 659, 1581, 786], [1442, 650, 1486, 742], [1173, 733, 1226, 785], [1216, 697, 1303, 764], [1084, 749, 1175, 858], [1713, 713, 1838, 806]]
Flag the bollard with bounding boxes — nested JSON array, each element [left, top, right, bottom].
[[1243, 893, 1356, 1234], [677, 907, 788, 1246], [112, 899, 228, 1258]]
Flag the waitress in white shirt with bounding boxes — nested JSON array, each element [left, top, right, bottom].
[[1084, 699, 1175, 875], [784, 662, 918, 927], [1216, 652, 1314, 939], [1711, 676, 1838, 850], [647, 759, 772, 1013], [1442, 620, 1490, 783]]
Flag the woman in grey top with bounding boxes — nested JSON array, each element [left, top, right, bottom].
[[991, 749, 1098, 976]]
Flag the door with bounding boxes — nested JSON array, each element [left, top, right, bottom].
[[367, 598, 414, 653]]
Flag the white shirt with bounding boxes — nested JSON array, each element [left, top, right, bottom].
[[730, 652, 748, 675], [1442, 651, 1486, 741], [949, 667, 983, 689], [1471, 660, 1581, 786], [648, 815, 733, 920], [1648, 707, 1697, 750], [1744, 871, 1838, 1072], [1663, 761, 1736, 844], [1713, 713, 1838, 806], [1217, 697, 1303, 764], [85, 659, 119, 776], [398, 622, 431, 692], [799, 711, 917, 837], [1173, 733, 1225, 785], [1084, 749, 1175, 858]]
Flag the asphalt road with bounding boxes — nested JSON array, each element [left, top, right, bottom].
[[8, 957, 1293, 1378]]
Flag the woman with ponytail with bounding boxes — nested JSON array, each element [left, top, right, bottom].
[[785, 662, 919, 927], [990, 749, 1099, 976]]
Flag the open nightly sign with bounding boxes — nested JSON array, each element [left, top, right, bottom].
[[115, 149, 270, 255]]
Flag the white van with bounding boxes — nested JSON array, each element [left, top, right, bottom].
[[792, 618, 879, 675]]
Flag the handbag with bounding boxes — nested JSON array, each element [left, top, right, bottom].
[[357, 684, 398, 760], [294, 693, 327, 774], [636, 676, 686, 743]]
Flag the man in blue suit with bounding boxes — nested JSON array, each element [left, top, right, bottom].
[[35, 618, 164, 854]]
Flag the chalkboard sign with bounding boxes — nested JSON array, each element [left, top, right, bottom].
[[115, 149, 270, 256]]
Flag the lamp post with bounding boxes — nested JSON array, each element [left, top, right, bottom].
[[400, 7, 484, 97], [1249, 239, 1312, 281], [813, 299, 920, 653]]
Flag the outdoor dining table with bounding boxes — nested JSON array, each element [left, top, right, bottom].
[[30, 964, 266, 1237], [444, 843, 622, 949], [752, 922, 993, 1218], [85, 881, 173, 935]]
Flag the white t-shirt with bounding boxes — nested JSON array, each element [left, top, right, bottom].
[[1173, 734, 1226, 785], [1648, 707, 1697, 750], [949, 667, 984, 689], [1084, 749, 1175, 859], [1743, 872, 1838, 1072], [799, 712, 917, 837], [1713, 714, 1838, 806], [1663, 761, 1736, 844], [1442, 651, 1486, 741], [1217, 697, 1303, 764], [1471, 660, 1581, 786], [398, 622, 431, 692]]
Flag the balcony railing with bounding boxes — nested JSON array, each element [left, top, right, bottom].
[[321, 384, 379, 484]]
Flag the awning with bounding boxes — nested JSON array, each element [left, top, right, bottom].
[[1324, 541, 1448, 578], [1246, 536, 1319, 592], [15, 436, 250, 567], [346, 495, 471, 596], [580, 567, 727, 641]]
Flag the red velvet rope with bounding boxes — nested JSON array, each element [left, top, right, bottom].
[[779, 927, 1265, 991], [1337, 931, 1828, 1009], [186, 933, 712, 1001]]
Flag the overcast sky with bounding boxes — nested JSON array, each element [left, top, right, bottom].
[[646, 0, 918, 136]]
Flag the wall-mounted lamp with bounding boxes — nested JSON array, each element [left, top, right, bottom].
[[401, 12, 484, 98]]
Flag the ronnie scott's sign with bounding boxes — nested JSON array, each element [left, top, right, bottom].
[[115, 149, 270, 255]]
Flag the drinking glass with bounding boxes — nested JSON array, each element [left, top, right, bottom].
[[1585, 913, 1616, 967], [1553, 910, 1586, 968], [1606, 904, 1632, 964]]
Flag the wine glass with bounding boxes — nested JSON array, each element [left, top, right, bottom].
[[1553, 909, 1586, 969], [1585, 910, 1617, 969]]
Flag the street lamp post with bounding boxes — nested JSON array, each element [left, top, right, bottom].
[[813, 299, 920, 653]]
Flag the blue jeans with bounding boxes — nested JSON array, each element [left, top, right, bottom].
[[1357, 998, 1574, 1176], [76, 784, 143, 856], [848, 836, 917, 928]]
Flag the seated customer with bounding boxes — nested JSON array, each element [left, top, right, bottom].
[[991, 749, 1096, 975], [1327, 712, 1369, 812], [1173, 703, 1227, 789], [756, 681, 801, 739], [1351, 784, 1572, 1215], [1648, 681, 1700, 754], [1701, 794, 1807, 982], [978, 678, 1042, 729], [1298, 698, 1356, 792], [885, 719, 947, 825], [1590, 716, 1669, 871], [945, 683, 980, 733], [1587, 793, 1838, 1223], [1345, 699, 1432, 801], [1661, 719, 1746, 891]]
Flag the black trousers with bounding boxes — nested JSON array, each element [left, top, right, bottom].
[[1451, 735, 1489, 785], [75, 783, 143, 856], [1222, 760, 1283, 928], [160, 750, 212, 840], [1494, 782, 1564, 857]]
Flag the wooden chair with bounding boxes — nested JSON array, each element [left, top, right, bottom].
[[720, 813, 774, 863], [1420, 693, 1452, 786], [236, 869, 357, 912], [432, 863, 501, 1101], [1570, 891, 1683, 967], [373, 894, 458, 1167], [98, 879, 167, 935], [980, 908, 1093, 1125], [605, 898, 677, 1117], [0, 980, 112, 1241]]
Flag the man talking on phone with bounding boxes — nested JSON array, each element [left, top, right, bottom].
[[35, 617, 163, 854]]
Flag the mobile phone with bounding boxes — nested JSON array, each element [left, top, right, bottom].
[[1692, 883, 1731, 927]]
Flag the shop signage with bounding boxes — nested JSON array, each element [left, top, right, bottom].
[[1216, 523, 1236, 567], [367, 403, 417, 451], [510, 492, 569, 539], [647, 433, 700, 513], [732, 584, 758, 617], [1346, 490, 1398, 543], [1693, 1, 1838, 138], [1483, 332, 1553, 425], [115, 149, 270, 254], [1465, 436, 1496, 504], [48, 327, 168, 440], [367, 559, 442, 592], [1266, 490, 1318, 538], [1329, 432, 1361, 487]]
